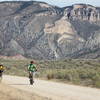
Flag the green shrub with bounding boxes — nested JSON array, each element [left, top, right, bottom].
[[1, 58, 100, 88]]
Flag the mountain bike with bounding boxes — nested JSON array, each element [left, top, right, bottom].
[[29, 72, 34, 85]]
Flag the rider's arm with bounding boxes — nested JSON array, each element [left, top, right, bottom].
[[27, 65, 30, 71], [3, 66, 5, 71], [34, 64, 37, 71]]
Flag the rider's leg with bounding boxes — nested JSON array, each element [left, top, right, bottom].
[[0, 71, 3, 82], [29, 71, 34, 84], [31, 71, 34, 82], [29, 71, 32, 78], [0, 70, 2, 77]]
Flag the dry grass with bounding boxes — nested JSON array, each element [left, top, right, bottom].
[[0, 83, 46, 100]]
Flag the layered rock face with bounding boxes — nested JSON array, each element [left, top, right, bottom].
[[64, 4, 100, 22], [0, 2, 100, 59]]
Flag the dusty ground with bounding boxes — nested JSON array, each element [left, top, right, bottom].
[[0, 83, 46, 100], [2, 75, 100, 100]]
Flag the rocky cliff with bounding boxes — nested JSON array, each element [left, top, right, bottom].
[[0, 1, 100, 59]]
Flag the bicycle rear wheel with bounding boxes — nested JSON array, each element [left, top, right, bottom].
[[30, 78, 34, 85]]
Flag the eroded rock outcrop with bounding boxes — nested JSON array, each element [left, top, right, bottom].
[[64, 4, 100, 22]]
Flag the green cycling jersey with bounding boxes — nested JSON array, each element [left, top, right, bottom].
[[28, 64, 36, 72]]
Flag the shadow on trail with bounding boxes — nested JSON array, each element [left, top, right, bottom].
[[8, 83, 30, 85]]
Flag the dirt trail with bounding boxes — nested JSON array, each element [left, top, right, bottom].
[[2, 75, 100, 100]]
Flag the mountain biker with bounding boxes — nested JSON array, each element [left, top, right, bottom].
[[0, 64, 5, 80], [28, 61, 37, 84]]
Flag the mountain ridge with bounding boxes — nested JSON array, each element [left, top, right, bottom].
[[0, 1, 100, 59]]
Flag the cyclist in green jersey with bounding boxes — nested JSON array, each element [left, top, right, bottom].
[[28, 61, 37, 84]]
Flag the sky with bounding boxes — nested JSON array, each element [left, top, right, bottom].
[[0, 0, 100, 7], [35, 0, 100, 7]]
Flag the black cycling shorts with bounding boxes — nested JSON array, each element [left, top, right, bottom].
[[0, 70, 3, 73]]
